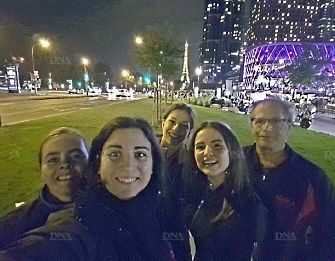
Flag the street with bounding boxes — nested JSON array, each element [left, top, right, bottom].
[[0, 94, 128, 125], [309, 115, 335, 136], [1, 94, 335, 137]]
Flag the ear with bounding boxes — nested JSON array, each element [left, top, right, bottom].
[[161, 121, 165, 129]]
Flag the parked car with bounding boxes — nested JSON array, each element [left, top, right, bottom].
[[68, 88, 85, 94], [115, 88, 131, 98], [89, 87, 102, 94]]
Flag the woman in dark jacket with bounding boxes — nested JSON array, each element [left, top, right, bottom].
[[0, 127, 89, 249], [185, 121, 268, 261], [0, 117, 191, 261]]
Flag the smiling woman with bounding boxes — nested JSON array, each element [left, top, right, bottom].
[[0, 127, 90, 249], [0, 117, 191, 261]]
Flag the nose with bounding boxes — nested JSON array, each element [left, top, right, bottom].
[[262, 120, 273, 130], [59, 155, 72, 169], [204, 146, 213, 156], [121, 154, 135, 170]]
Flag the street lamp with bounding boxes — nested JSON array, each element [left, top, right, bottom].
[[135, 36, 143, 45], [81, 57, 90, 95], [195, 67, 202, 88], [31, 38, 50, 93], [121, 69, 130, 89]]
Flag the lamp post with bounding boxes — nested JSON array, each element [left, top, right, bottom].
[[121, 69, 130, 89], [31, 38, 50, 93], [81, 57, 90, 96], [195, 67, 202, 88]]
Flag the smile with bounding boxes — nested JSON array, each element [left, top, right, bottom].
[[57, 174, 72, 181], [203, 159, 218, 166], [116, 177, 139, 184]]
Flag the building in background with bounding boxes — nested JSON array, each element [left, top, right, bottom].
[[243, 0, 335, 89], [199, 0, 246, 83]]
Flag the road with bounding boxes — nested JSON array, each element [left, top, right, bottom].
[[309, 115, 335, 136], [0, 94, 126, 125], [1, 94, 334, 137]]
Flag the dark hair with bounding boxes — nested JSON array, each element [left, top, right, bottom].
[[249, 97, 295, 123], [39, 127, 90, 166], [162, 103, 196, 130], [188, 121, 249, 193], [87, 117, 164, 193], [186, 121, 250, 223]]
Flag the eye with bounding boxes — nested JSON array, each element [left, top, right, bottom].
[[107, 151, 121, 160], [47, 157, 59, 164], [213, 143, 223, 150], [135, 151, 148, 160], [168, 119, 176, 126], [195, 144, 205, 151], [70, 152, 85, 161]]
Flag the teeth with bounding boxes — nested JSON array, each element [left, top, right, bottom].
[[203, 160, 217, 166], [116, 177, 138, 184], [58, 175, 72, 181]]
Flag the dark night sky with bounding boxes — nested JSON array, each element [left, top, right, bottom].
[[0, 0, 204, 77]]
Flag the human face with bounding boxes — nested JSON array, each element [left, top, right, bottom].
[[41, 134, 89, 202], [251, 102, 291, 153], [99, 128, 153, 200], [161, 109, 191, 149], [194, 127, 230, 186]]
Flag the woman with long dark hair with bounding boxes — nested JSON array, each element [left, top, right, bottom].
[[185, 121, 268, 260], [0, 117, 191, 260]]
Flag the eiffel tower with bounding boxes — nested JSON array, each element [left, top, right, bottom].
[[180, 40, 190, 84]]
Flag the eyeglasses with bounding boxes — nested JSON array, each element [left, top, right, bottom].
[[251, 118, 287, 128]]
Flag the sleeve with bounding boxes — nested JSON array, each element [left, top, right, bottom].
[[311, 170, 335, 259], [0, 215, 93, 261]]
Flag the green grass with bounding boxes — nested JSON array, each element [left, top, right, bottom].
[[1, 99, 334, 215]]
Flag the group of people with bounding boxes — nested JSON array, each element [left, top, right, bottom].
[[0, 97, 334, 260]]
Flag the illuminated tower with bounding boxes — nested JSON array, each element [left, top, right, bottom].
[[181, 40, 190, 83]]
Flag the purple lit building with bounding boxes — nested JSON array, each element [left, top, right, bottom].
[[243, 0, 335, 89], [243, 42, 335, 89]]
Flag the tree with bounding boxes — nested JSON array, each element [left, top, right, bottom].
[[282, 44, 328, 88], [134, 29, 183, 79]]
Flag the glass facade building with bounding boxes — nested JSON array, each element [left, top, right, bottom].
[[199, 0, 246, 83]]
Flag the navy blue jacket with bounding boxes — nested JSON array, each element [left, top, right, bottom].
[[0, 186, 73, 249], [0, 187, 191, 261], [243, 144, 335, 260], [188, 181, 268, 261]]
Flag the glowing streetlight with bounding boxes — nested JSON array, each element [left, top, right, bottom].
[[31, 37, 50, 93], [135, 36, 143, 45], [121, 69, 130, 89], [81, 57, 90, 95], [195, 67, 202, 88]]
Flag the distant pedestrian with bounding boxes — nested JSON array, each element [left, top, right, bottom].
[[0, 127, 89, 249], [243, 97, 335, 259]]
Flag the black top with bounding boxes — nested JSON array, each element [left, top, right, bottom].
[[189, 181, 268, 261], [0, 186, 73, 249], [0, 186, 191, 260], [243, 144, 335, 260]]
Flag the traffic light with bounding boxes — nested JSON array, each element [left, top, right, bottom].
[[144, 75, 151, 85]]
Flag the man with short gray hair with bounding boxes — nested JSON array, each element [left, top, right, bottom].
[[243, 97, 335, 260]]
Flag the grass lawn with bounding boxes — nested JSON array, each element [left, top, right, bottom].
[[0, 98, 334, 215]]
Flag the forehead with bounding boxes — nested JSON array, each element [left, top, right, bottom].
[[166, 109, 191, 122], [103, 128, 151, 148], [252, 101, 285, 118], [195, 127, 224, 142], [42, 134, 86, 154]]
